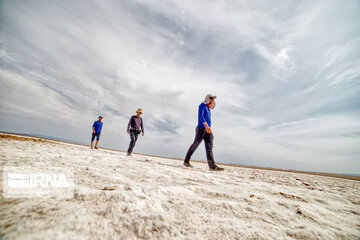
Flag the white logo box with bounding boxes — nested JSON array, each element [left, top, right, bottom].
[[3, 166, 74, 199]]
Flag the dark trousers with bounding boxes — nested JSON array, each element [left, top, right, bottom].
[[184, 126, 216, 169], [91, 132, 100, 141], [127, 130, 139, 153]]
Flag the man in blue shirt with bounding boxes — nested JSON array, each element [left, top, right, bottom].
[[184, 94, 224, 171], [91, 116, 103, 149]]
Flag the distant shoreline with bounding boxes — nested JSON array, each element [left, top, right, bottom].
[[1, 131, 359, 181]]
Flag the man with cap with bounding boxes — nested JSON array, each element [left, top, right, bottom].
[[127, 108, 144, 156], [91, 116, 103, 149], [184, 94, 224, 171]]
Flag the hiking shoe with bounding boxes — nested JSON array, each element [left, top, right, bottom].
[[209, 166, 224, 171], [183, 162, 193, 168]]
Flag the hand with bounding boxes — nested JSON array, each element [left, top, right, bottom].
[[142, 132, 144, 136], [93, 130, 95, 134], [127, 130, 130, 134], [205, 125, 212, 134]]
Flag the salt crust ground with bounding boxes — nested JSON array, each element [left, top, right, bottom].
[[0, 135, 359, 240]]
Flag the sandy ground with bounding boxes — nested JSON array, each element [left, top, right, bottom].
[[0, 134, 359, 240]]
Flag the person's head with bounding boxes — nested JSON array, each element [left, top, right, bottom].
[[136, 108, 143, 117], [98, 116, 103, 121], [204, 94, 217, 109], [209, 96, 215, 104]]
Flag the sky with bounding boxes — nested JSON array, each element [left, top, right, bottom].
[[0, 0, 359, 173]]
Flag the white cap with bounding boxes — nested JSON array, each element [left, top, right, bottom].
[[203, 94, 217, 109], [203, 94, 217, 104]]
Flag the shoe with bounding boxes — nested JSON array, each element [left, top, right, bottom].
[[94, 146, 98, 149], [127, 152, 132, 156], [209, 166, 224, 171], [90, 147, 93, 149], [183, 162, 193, 168]]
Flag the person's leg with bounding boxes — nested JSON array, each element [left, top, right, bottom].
[[91, 133, 95, 148], [94, 133, 100, 148], [95, 133, 100, 148], [131, 132, 139, 152], [134, 132, 139, 143], [204, 132, 216, 169], [184, 127, 206, 163], [127, 131, 136, 154]]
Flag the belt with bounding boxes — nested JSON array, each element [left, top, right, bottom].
[[130, 128, 141, 132]]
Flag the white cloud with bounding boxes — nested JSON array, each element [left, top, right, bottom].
[[0, 0, 359, 173]]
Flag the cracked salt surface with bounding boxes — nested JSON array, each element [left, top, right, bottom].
[[0, 135, 359, 239]]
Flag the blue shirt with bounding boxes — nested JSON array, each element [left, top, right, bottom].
[[93, 121, 103, 133], [198, 103, 211, 128]]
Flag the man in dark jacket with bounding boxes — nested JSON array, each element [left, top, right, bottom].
[[91, 116, 103, 149], [127, 108, 144, 156], [184, 94, 224, 171]]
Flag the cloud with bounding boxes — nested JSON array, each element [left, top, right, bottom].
[[0, 0, 359, 173]]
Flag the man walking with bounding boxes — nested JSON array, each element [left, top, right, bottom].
[[91, 116, 103, 149], [184, 94, 224, 171], [127, 108, 144, 156]]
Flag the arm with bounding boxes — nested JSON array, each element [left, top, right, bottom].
[[203, 122, 211, 133], [199, 104, 211, 133], [127, 116, 133, 133], [99, 122, 103, 133], [141, 118, 144, 136], [198, 104, 206, 124], [92, 122, 96, 133]]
